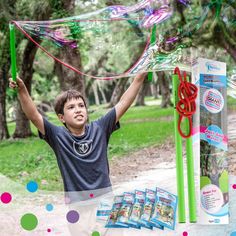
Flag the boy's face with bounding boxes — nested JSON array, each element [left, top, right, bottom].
[[58, 97, 88, 129]]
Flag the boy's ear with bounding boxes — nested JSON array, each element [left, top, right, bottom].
[[58, 114, 65, 123]]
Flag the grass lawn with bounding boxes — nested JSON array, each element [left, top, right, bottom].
[[0, 104, 174, 191]]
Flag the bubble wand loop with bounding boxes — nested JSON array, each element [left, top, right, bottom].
[[172, 67, 197, 223]]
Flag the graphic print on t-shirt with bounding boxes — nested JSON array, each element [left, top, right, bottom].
[[73, 139, 93, 157]]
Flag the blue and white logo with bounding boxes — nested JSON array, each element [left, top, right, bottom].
[[205, 62, 221, 72]]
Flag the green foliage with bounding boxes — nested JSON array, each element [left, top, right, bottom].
[[0, 137, 63, 191], [16, 0, 51, 20], [50, 0, 71, 19], [109, 120, 174, 158]]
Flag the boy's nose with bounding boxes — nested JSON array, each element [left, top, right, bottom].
[[74, 106, 81, 112]]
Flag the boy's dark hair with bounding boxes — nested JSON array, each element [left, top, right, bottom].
[[54, 90, 87, 115]]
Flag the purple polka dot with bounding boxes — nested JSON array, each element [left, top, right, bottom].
[[183, 232, 188, 236], [66, 210, 80, 223], [232, 184, 236, 190], [47, 228, 51, 232], [1, 192, 12, 204]]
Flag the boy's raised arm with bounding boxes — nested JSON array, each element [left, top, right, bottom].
[[9, 77, 45, 135], [115, 73, 146, 123]]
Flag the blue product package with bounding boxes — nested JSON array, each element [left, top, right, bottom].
[[128, 190, 145, 229], [96, 199, 112, 222], [105, 195, 129, 228], [140, 189, 163, 230], [117, 192, 139, 229], [151, 187, 178, 230]]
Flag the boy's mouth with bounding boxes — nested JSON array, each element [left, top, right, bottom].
[[74, 115, 83, 119]]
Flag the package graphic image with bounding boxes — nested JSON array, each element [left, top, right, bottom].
[[192, 58, 228, 224]]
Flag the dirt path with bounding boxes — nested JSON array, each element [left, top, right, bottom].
[[110, 112, 236, 184]]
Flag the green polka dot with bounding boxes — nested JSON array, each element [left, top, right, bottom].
[[20, 213, 38, 231], [92, 231, 100, 236]]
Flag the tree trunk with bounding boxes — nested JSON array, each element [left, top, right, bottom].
[[108, 77, 129, 107], [98, 84, 107, 104], [13, 39, 40, 138], [11, 2, 52, 138], [53, 0, 85, 98], [54, 47, 85, 96], [158, 71, 172, 108], [135, 74, 148, 106], [150, 72, 159, 99], [92, 82, 100, 105], [0, 67, 10, 139]]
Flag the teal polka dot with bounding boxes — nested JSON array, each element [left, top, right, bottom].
[[26, 181, 38, 193], [46, 204, 53, 211]]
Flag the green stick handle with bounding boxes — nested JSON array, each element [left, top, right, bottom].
[[148, 24, 156, 82], [185, 78, 197, 223], [172, 74, 186, 223], [9, 23, 17, 82]]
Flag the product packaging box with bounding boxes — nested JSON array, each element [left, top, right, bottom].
[[192, 58, 228, 224]]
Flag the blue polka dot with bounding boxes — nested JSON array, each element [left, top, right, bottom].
[[230, 232, 236, 236], [26, 181, 38, 193], [46, 204, 53, 211]]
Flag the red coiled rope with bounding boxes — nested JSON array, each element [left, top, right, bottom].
[[174, 67, 198, 138]]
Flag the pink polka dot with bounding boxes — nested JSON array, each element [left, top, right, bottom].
[[64, 197, 71, 204], [1, 192, 12, 204], [183, 232, 188, 236], [232, 184, 236, 190], [89, 193, 94, 198], [47, 228, 51, 232]]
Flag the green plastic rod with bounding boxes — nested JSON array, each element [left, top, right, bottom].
[[148, 24, 156, 82], [185, 78, 197, 223], [172, 74, 186, 223], [9, 23, 17, 82]]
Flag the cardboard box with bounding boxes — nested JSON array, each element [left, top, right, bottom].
[[192, 58, 228, 224]]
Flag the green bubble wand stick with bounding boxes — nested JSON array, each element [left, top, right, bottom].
[[172, 68, 197, 223], [9, 23, 17, 82]]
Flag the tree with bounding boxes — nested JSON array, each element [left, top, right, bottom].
[[54, 47, 85, 95], [52, 0, 85, 97], [158, 71, 172, 108], [135, 74, 149, 106], [12, 0, 52, 138], [13, 38, 42, 137], [108, 77, 129, 107]]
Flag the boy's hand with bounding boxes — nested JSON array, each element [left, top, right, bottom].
[[134, 72, 147, 82], [9, 77, 25, 91]]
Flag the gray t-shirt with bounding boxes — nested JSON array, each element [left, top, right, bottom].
[[39, 108, 120, 192]]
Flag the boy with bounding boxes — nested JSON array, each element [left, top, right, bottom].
[[9, 73, 146, 199]]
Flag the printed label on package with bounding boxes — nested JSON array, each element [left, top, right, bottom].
[[200, 184, 224, 214], [203, 89, 224, 113]]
